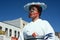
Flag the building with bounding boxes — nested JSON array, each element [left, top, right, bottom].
[[0, 18, 28, 40], [0, 22, 20, 40], [3, 18, 28, 29], [55, 32, 60, 40]]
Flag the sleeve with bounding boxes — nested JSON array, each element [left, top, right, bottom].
[[18, 31, 24, 40], [43, 20, 55, 40]]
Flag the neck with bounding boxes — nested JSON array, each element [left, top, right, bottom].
[[32, 17, 39, 22]]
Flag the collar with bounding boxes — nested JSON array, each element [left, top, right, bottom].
[[31, 18, 42, 23]]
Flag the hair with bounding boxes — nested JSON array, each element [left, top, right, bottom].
[[29, 5, 42, 16]]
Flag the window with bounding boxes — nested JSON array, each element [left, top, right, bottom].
[[9, 29, 12, 36], [5, 28, 8, 36], [18, 31, 20, 38], [0, 26, 2, 30], [23, 23, 25, 26], [14, 30, 16, 37]]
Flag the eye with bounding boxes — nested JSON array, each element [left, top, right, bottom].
[[30, 9, 34, 12], [31, 7, 35, 10], [29, 7, 37, 13]]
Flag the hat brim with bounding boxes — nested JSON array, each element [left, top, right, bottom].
[[24, 2, 47, 12]]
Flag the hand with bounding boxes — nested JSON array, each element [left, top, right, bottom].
[[32, 32, 37, 38]]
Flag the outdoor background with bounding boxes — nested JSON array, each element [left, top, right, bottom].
[[0, 0, 60, 32]]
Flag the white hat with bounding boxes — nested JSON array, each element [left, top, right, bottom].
[[24, 2, 47, 11]]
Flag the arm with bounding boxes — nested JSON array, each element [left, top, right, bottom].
[[43, 20, 55, 40], [44, 33, 55, 40]]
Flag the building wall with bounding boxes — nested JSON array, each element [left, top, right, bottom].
[[0, 22, 21, 40], [55, 32, 60, 40]]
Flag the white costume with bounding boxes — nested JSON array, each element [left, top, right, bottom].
[[19, 19, 55, 40], [19, 2, 55, 40]]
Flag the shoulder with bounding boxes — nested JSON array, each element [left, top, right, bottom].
[[41, 19, 52, 28], [40, 19, 51, 26], [39, 19, 49, 24], [42, 20, 55, 33], [42, 19, 49, 24]]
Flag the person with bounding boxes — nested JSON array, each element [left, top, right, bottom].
[[19, 2, 55, 40]]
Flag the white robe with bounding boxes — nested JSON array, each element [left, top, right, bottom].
[[19, 19, 55, 40]]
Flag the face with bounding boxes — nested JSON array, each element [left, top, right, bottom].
[[29, 7, 39, 18]]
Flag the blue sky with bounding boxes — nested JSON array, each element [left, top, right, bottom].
[[0, 0, 60, 32]]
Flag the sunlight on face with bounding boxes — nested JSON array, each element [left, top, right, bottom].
[[29, 7, 39, 18]]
